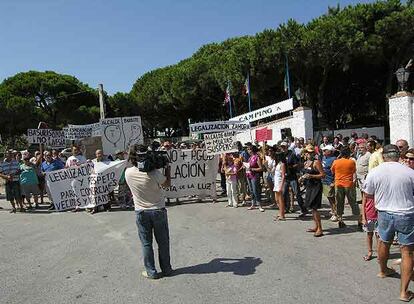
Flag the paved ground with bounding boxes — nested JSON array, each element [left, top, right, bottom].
[[0, 195, 404, 304]]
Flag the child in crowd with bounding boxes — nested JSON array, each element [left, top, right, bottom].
[[224, 154, 238, 208], [361, 191, 378, 261]]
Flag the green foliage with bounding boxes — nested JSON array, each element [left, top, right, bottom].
[[1, 0, 413, 140], [128, 0, 414, 130], [0, 71, 99, 138]]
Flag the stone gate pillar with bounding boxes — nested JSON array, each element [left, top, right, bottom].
[[388, 92, 414, 147]]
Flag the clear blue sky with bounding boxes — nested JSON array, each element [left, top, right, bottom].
[[0, 0, 375, 94]]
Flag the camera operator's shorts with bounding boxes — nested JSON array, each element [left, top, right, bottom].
[[6, 181, 21, 201]]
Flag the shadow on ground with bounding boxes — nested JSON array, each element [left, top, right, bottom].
[[172, 257, 262, 276]]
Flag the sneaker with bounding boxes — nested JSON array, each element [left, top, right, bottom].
[[233, 204, 238, 208], [330, 215, 338, 222], [338, 221, 347, 228], [141, 270, 161, 280], [259, 207, 265, 212], [9, 208, 16, 214]]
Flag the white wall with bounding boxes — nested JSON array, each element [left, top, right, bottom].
[[235, 107, 313, 145]]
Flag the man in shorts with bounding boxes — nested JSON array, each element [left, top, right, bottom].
[[0, 150, 24, 213], [363, 144, 414, 302]]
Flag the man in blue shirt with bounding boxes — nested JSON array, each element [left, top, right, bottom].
[[41, 151, 64, 210], [321, 145, 337, 221]]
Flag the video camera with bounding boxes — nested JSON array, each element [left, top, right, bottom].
[[137, 150, 170, 172]]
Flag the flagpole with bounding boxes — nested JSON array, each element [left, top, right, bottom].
[[285, 54, 291, 99], [247, 72, 252, 112], [228, 80, 233, 118]]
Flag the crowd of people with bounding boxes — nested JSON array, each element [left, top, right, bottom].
[[1, 132, 414, 301]]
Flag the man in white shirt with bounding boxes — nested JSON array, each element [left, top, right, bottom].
[[65, 146, 87, 168], [363, 145, 414, 302], [125, 145, 172, 280]]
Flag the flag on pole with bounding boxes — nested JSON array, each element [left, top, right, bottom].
[[224, 83, 231, 104], [243, 73, 252, 112], [284, 54, 291, 99], [243, 77, 249, 96], [224, 81, 233, 118]]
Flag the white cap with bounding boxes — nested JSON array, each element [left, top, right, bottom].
[[322, 144, 334, 151], [280, 141, 288, 147]]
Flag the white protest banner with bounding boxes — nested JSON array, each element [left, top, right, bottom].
[[190, 121, 249, 134], [45, 160, 127, 211], [162, 149, 219, 199], [204, 131, 238, 155], [27, 129, 66, 148], [229, 98, 293, 123], [66, 122, 101, 139], [101, 116, 143, 155]]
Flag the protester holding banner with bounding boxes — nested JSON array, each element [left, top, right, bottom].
[[65, 145, 87, 168], [20, 153, 40, 209], [41, 151, 65, 210], [30, 150, 46, 205], [0, 150, 24, 213], [125, 144, 173, 279], [114, 150, 132, 210], [246, 145, 264, 212]]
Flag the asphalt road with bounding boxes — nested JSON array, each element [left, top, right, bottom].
[[0, 196, 404, 304]]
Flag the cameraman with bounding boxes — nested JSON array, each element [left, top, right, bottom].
[[125, 144, 173, 280]]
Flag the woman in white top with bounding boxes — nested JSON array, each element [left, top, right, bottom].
[[272, 151, 286, 221], [264, 147, 276, 207]]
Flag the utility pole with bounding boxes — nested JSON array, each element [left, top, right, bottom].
[[98, 84, 106, 120]]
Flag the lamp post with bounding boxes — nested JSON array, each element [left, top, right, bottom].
[[295, 87, 305, 106], [395, 67, 410, 92]]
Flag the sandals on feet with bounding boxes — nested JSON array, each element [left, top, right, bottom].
[[400, 291, 414, 302], [363, 251, 373, 261]]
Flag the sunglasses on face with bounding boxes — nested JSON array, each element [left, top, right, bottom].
[[406, 157, 414, 161]]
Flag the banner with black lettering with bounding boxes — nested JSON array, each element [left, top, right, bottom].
[[204, 131, 238, 155], [162, 149, 219, 199], [45, 160, 127, 211], [27, 129, 65, 148]]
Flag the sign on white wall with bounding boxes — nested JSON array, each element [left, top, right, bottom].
[[230, 98, 293, 123], [190, 121, 249, 134]]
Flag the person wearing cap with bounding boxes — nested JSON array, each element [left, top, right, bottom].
[[321, 144, 337, 221], [300, 145, 325, 237], [362, 144, 414, 302], [331, 147, 361, 229], [0, 150, 24, 213]]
